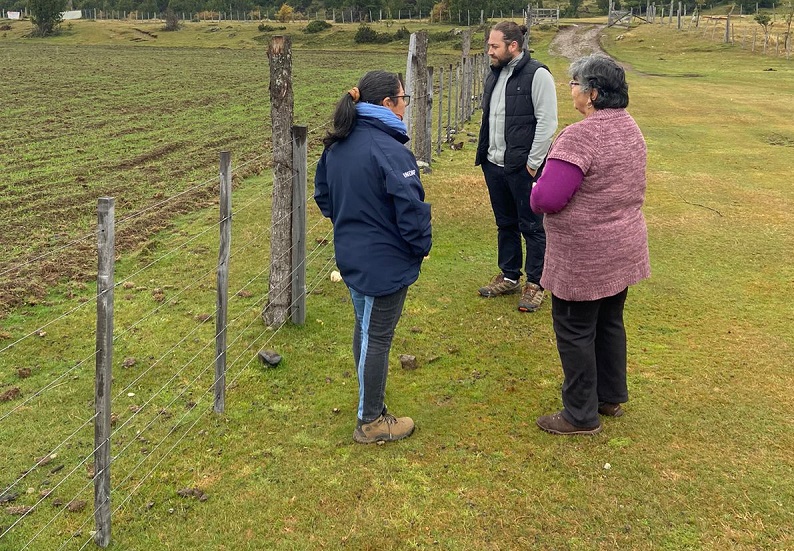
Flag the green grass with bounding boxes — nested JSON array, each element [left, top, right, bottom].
[[1, 19, 794, 550]]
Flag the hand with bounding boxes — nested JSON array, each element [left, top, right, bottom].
[[527, 166, 537, 178]]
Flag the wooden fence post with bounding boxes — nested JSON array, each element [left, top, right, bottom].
[[426, 66, 434, 164], [446, 64, 452, 140], [436, 66, 444, 155], [411, 31, 430, 163], [215, 152, 231, 414], [264, 36, 294, 327], [404, 33, 416, 144], [291, 125, 307, 325], [94, 197, 114, 548]]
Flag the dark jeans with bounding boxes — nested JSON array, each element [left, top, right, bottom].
[[481, 160, 546, 285], [349, 286, 408, 424], [552, 288, 629, 428]]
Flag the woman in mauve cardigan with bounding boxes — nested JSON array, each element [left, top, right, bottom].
[[530, 55, 650, 436]]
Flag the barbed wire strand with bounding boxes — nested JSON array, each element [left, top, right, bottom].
[[2, 412, 100, 543], [64, 253, 338, 550], [0, 411, 99, 502], [0, 350, 96, 423]]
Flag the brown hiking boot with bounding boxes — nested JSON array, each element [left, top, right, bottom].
[[478, 273, 521, 298], [536, 412, 602, 435], [598, 402, 625, 417], [518, 282, 544, 312], [353, 413, 415, 444]]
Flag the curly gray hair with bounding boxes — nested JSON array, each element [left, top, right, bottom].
[[569, 55, 629, 109]]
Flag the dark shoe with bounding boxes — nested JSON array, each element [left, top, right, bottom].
[[478, 273, 521, 298], [598, 402, 624, 417], [536, 412, 602, 435], [353, 413, 415, 444], [518, 282, 544, 312]]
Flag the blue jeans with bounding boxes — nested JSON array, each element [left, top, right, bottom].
[[349, 286, 409, 424], [481, 160, 546, 285], [552, 288, 630, 427]]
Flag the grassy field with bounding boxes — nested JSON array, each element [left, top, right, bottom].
[[1, 17, 793, 550]]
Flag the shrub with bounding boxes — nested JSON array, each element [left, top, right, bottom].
[[354, 23, 393, 43], [276, 3, 293, 22], [29, 0, 67, 37], [163, 8, 181, 31], [428, 30, 456, 42], [304, 20, 331, 33], [393, 25, 410, 40], [258, 23, 285, 32]]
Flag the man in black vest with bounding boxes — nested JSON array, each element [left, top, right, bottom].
[[475, 21, 558, 312]]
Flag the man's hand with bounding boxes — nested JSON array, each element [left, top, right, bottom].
[[527, 166, 537, 178]]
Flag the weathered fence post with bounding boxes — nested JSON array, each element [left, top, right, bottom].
[[411, 31, 430, 163], [94, 197, 114, 548], [426, 66, 434, 164], [214, 152, 231, 414], [291, 125, 307, 325], [436, 66, 444, 155], [264, 36, 294, 327], [404, 33, 416, 143]]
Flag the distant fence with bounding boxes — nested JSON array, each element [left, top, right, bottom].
[[0, 32, 482, 549], [605, 2, 792, 60]]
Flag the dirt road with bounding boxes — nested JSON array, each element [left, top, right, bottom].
[[549, 24, 609, 60]]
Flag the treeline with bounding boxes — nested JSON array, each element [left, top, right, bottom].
[[1, 0, 778, 20]]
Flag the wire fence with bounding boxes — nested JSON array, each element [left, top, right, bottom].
[[0, 34, 484, 549]]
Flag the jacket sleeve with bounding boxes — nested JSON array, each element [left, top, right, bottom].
[[384, 155, 432, 258], [313, 149, 332, 219]]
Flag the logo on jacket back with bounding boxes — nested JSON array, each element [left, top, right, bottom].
[[402, 169, 416, 178]]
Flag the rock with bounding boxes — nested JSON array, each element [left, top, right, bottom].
[[66, 500, 86, 512], [399, 354, 418, 370], [258, 350, 282, 367], [0, 387, 21, 402], [122, 357, 136, 368], [5, 506, 32, 515]]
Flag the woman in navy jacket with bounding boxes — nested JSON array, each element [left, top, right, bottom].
[[314, 71, 432, 444]]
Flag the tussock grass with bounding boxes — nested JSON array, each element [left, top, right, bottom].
[[1, 20, 793, 550]]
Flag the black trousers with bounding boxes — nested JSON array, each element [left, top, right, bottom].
[[552, 288, 630, 427], [481, 160, 546, 285]]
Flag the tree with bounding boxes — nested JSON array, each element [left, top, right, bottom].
[[29, 0, 68, 36], [276, 2, 293, 21]]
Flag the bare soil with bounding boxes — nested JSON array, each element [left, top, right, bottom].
[[549, 24, 609, 60]]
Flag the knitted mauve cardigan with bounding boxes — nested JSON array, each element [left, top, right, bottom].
[[539, 108, 650, 301]]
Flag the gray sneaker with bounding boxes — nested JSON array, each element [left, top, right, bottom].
[[478, 273, 521, 298], [353, 413, 415, 444], [518, 282, 544, 312]]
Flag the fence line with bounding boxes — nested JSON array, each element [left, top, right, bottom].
[[0, 32, 485, 549]]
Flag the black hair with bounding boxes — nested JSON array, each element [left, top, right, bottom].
[[322, 71, 403, 148], [490, 21, 528, 48], [569, 55, 629, 109]]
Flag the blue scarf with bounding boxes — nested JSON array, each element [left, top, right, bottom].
[[356, 103, 407, 136]]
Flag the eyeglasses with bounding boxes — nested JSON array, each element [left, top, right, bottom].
[[392, 95, 411, 106], [568, 80, 580, 88]]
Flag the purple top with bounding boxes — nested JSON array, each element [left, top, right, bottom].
[[531, 158, 584, 214], [532, 108, 651, 301]]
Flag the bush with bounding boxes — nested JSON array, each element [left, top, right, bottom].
[[29, 0, 67, 37], [428, 30, 456, 42], [303, 20, 331, 33], [163, 8, 181, 31], [354, 23, 393, 43], [276, 3, 293, 23], [393, 25, 410, 40], [258, 23, 286, 32]]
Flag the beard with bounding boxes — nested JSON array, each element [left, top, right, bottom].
[[490, 51, 514, 69]]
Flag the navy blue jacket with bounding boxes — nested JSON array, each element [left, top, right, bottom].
[[314, 116, 432, 297]]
